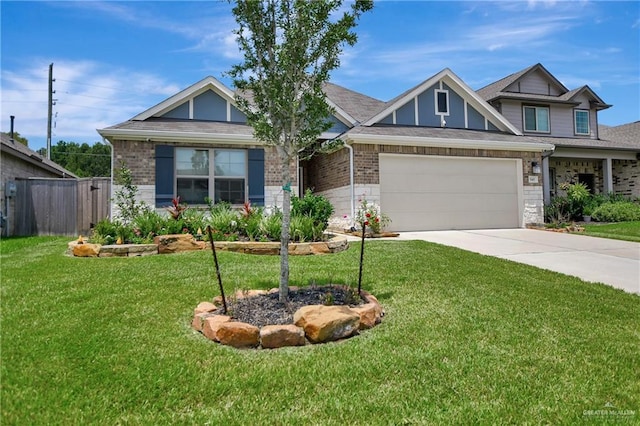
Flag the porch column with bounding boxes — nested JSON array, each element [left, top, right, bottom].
[[542, 156, 551, 204], [602, 157, 613, 194]]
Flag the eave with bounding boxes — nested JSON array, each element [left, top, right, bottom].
[[345, 133, 555, 153], [97, 128, 257, 145]]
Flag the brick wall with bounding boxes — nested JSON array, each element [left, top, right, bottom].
[[264, 146, 298, 187], [613, 160, 639, 197]]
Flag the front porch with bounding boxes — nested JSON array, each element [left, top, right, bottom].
[[543, 147, 639, 203]]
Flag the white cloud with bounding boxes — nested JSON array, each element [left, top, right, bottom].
[[1, 59, 181, 148]]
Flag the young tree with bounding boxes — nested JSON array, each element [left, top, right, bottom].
[[229, 0, 372, 302]]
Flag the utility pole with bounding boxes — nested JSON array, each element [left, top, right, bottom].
[[47, 63, 55, 159]]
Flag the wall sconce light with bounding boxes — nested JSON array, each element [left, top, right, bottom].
[[532, 161, 541, 174]]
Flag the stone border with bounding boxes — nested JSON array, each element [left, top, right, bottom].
[[191, 286, 384, 349], [68, 234, 349, 257]]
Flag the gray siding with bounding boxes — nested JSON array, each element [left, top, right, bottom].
[[467, 104, 485, 130], [193, 90, 227, 121], [505, 70, 563, 95], [417, 85, 438, 127], [162, 101, 189, 119], [395, 99, 415, 125], [230, 105, 247, 123], [443, 83, 465, 128], [380, 114, 393, 125], [326, 115, 350, 133], [499, 100, 523, 131]]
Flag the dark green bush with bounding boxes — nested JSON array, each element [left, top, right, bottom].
[[592, 202, 640, 222], [292, 189, 334, 229]]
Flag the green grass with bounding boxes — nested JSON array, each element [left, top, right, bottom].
[[1, 237, 639, 424], [582, 221, 640, 242]]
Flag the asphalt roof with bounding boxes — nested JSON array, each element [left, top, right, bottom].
[[1, 133, 77, 178]]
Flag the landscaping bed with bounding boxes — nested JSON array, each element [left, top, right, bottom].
[[191, 285, 384, 349], [67, 233, 349, 257]]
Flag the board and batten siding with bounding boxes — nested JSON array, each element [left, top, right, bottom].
[[505, 70, 563, 96]]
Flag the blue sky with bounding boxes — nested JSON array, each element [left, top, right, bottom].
[[1, 0, 638, 152]]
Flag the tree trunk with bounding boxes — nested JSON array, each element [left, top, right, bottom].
[[279, 153, 292, 302]]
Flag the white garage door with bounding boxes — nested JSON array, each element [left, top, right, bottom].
[[380, 154, 522, 231]]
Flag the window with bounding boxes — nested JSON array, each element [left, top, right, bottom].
[[523, 106, 550, 132], [574, 109, 590, 135], [175, 148, 246, 205], [435, 90, 449, 115]]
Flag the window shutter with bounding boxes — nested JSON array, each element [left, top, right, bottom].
[[155, 145, 174, 207], [247, 148, 265, 206]]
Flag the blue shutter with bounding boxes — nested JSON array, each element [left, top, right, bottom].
[[155, 145, 174, 207], [248, 148, 265, 206]]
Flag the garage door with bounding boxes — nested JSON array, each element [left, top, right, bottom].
[[380, 154, 522, 231]]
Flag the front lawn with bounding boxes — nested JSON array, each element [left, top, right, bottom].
[[1, 237, 638, 424], [582, 221, 640, 242]]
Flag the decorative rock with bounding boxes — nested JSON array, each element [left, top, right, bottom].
[[310, 242, 331, 255], [260, 324, 306, 349], [234, 289, 268, 299], [72, 243, 101, 257], [294, 305, 360, 343], [194, 301, 218, 315], [154, 234, 202, 254], [351, 303, 381, 329], [216, 322, 260, 348], [202, 315, 232, 341], [126, 244, 158, 256], [191, 312, 213, 332]]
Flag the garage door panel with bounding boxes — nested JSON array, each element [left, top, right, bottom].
[[380, 155, 521, 231]]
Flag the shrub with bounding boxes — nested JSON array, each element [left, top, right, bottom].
[[290, 215, 323, 242], [239, 202, 264, 241], [291, 189, 334, 230], [132, 209, 165, 242], [91, 219, 118, 245], [209, 204, 240, 236], [261, 209, 282, 241], [181, 208, 207, 236], [356, 198, 391, 234], [592, 202, 640, 222]]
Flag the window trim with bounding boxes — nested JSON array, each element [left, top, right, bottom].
[[174, 147, 248, 205], [574, 109, 590, 135], [523, 105, 550, 133], [434, 89, 450, 116]]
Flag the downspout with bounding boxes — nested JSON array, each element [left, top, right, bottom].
[[344, 142, 355, 230], [541, 148, 554, 205], [102, 137, 114, 219]]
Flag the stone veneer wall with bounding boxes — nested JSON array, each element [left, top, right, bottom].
[[550, 158, 603, 196], [109, 140, 297, 214], [612, 160, 639, 197]]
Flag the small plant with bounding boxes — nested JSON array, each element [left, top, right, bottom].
[[260, 208, 283, 241], [355, 197, 391, 234], [113, 162, 147, 225], [344, 286, 362, 306], [166, 197, 187, 221], [320, 291, 335, 306]]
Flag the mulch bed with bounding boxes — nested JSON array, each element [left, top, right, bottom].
[[215, 286, 364, 328]]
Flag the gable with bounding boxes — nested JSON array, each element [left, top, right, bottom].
[[133, 76, 247, 123], [367, 70, 516, 133], [504, 68, 565, 96]]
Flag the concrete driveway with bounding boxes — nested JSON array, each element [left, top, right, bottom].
[[396, 229, 640, 295]]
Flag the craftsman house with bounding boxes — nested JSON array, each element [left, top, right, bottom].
[[478, 63, 638, 203], [97, 64, 638, 232]]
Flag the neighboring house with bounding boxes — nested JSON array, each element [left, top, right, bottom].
[[96, 64, 638, 232], [1, 132, 77, 235], [478, 63, 639, 203]]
